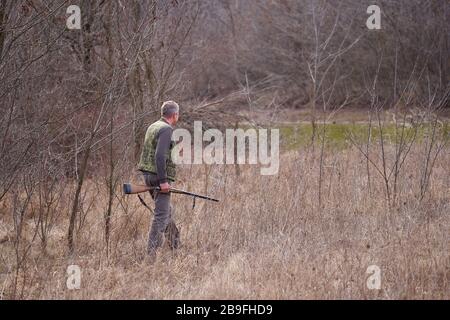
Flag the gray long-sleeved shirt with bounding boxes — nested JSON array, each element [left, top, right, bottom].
[[155, 125, 173, 183]]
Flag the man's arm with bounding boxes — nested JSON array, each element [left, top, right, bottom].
[[155, 126, 173, 185]]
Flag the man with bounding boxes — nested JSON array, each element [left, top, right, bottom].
[[138, 100, 180, 261]]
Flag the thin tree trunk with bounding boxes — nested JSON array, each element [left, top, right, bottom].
[[68, 138, 93, 254]]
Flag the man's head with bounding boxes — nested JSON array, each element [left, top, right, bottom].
[[161, 100, 179, 125]]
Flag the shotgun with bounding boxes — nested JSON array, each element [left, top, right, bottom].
[[123, 183, 219, 209]]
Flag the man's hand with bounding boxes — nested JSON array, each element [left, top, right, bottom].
[[159, 182, 170, 193]]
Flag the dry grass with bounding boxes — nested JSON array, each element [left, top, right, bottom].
[[0, 144, 449, 300]]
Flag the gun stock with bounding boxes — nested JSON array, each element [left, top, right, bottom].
[[123, 183, 152, 194]]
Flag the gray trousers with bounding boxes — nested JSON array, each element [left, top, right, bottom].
[[142, 172, 174, 254]]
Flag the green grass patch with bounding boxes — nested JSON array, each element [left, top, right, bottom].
[[277, 122, 449, 150]]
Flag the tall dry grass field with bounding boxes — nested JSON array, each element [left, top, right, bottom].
[[0, 142, 449, 299]]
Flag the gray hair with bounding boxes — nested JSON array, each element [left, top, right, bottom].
[[161, 101, 179, 117]]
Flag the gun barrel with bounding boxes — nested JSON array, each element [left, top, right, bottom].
[[169, 188, 219, 202]]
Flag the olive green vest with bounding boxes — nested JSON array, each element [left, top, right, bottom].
[[138, 119, 176, 181]]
